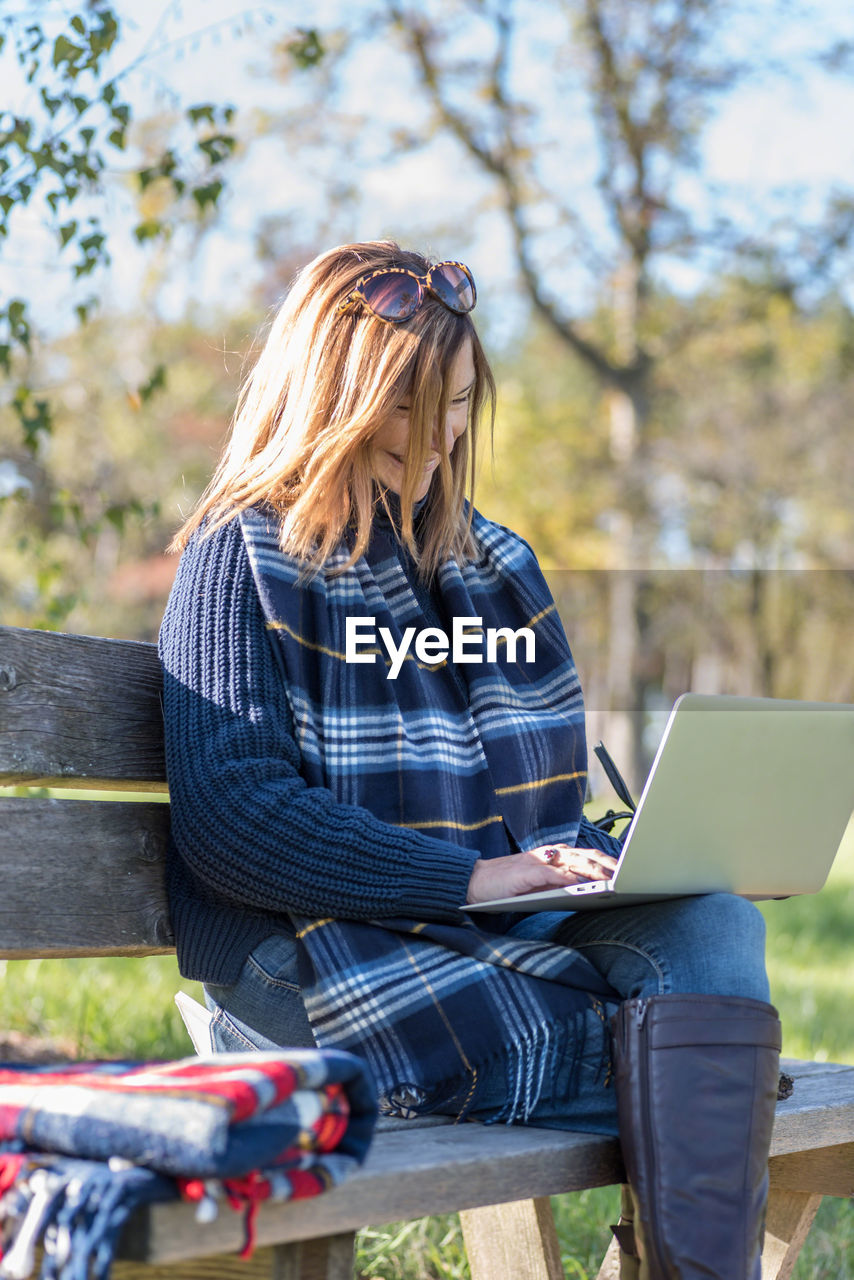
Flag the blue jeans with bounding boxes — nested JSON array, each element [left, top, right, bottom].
[[204, 893, 771, 1137]]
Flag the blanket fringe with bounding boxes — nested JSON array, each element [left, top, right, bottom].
[[0, 1156, 174, 1280]]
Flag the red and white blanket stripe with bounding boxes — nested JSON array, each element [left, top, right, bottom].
[[0, 1050, 377, 1279]]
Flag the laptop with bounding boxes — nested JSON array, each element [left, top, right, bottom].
[[470, 693, 854, 913]]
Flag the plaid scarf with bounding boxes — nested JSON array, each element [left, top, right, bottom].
[[241, 504, 616, 1121], [0, 1051, 375, 1279]]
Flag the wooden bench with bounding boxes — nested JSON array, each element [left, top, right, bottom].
[[1, 622, 852, 1280]]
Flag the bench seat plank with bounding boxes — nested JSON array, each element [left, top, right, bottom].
[[767, 1060, 854, 1156], [122, 1060, 854, 1266], [123, 1125, 624, 1264]]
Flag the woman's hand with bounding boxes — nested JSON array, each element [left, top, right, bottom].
[[465, 843, 618, 906]]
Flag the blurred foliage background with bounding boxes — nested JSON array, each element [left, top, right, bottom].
[[3, 0, 854, 782]]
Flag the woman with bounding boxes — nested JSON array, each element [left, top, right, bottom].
[[160, 241, 781, 1279]]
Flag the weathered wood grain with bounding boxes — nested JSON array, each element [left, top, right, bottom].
[[594, 1238, 623, 1280], [0, 625, 166, 790], [768, 1141, 854, 1197], [770, 1059, 854, 1156], [126, 1125, 625, 1263], [123, 1059, 854, 1265], [460, 1197, 565, 1280], [761, 1190, 823, 1280], [274, 1235, 355, 1280], [0, 798, 173, 956], [111, 1240, 355, 1280]]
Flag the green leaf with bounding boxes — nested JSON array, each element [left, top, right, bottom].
[[187, 105, 216, 125], [102, 82, 117, 106], [287, 28, 324, 70], [40, 88, 63, 117], [12, 118, 33, 149], [139, 363, 167, 402], [59, 220, 78, 248], [111, 104, 130, 127], [134, 219, 163, 243], [8, 299, 29, 335], [108, 127, 126, 150], [104, 504, 127, 533], [90, 11, 119, 57], [12, 385, 53, 451], [79, 231, 106, 253], [71, 16, 86, 36], [197, 134, 237, 165], [52, 35, 83, 71], [191, 180, 223, 212]]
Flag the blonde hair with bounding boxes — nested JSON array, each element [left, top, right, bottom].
[[171, 240, 496, 576]]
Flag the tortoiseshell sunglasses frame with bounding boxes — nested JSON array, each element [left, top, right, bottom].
[[337, 261, 477, 323]]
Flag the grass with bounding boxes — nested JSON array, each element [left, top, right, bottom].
[[0, 802, 852, 1276]]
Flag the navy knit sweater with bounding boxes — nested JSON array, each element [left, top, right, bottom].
[[159, 516, 481, 983], [159, 514, 620, 985]]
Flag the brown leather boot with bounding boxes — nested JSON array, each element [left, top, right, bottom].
[[611, 993, 781, 1279]]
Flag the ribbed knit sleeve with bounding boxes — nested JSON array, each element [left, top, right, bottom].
[[158, 517, 479, 923]]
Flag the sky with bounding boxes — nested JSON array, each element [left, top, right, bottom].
[[4, 0, 854, 347]]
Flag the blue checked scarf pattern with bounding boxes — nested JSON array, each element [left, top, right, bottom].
[[0, 1051, 376, 1280], [240, 503, 618, 1121]]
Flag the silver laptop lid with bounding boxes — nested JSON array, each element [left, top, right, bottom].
[[468, 693, 854, 913], [611, 693, 854, 898]]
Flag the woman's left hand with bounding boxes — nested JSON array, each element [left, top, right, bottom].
[[465, 844, 618, 904], [531, 842, 618, 883]]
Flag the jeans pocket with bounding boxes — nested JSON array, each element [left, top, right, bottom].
[[209, 1005, 272, 1052], [246, 932, 303, 994], [205, 932, 316, 1050]]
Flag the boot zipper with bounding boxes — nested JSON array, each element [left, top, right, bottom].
[[635, 999, 670, 1276]]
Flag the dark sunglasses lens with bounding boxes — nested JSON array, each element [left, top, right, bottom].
[[361, 273, 420, 320], [428, 263, 476, 313]]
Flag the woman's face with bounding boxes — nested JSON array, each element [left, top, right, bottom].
[[370, 338, 475, 501]]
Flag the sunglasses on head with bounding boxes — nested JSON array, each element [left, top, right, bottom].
[[338, 260, 477, 323]]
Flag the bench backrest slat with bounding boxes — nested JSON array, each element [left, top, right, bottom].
[[0, 798, 174, 957], [0, 625, 166, 791], [1, 625, 173, 957]]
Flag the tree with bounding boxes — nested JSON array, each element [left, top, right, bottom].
[[0, 302, 254, 637], [0, 2, 322, 623], [257, 0, 854, 779]]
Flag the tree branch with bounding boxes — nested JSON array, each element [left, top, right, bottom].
[[388, 3, 630, 387]]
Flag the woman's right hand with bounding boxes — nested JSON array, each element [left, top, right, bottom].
[[465, 843, 618, 906]]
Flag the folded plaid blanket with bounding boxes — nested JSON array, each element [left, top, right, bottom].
[[0, 1050, 376, 1280]]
